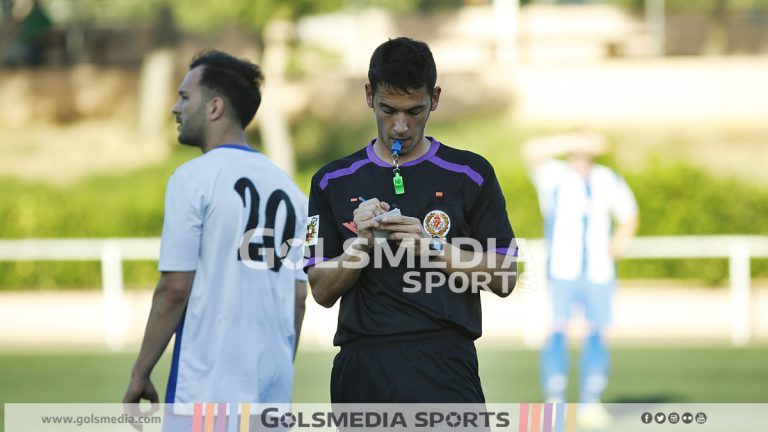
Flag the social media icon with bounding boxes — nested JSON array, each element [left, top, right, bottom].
[[696, 412, 708, 424], [668, 413, 680, 424], [655, 413, 666, 424], [641, 412, 653, 424], [682, 412, 694, 424]]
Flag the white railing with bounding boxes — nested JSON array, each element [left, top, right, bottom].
[[521, 235, 768, 348], [0, 235, 767, 350], [627, 236, 768, 346], [0, 238, 159, 352]]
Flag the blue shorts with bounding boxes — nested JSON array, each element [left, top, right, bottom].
[[548, 278, 615, 328]]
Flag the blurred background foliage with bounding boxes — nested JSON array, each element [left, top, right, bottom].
[[2, 0, 485, 33], [7, 0, 768, 31], [1, 114, 766, 290], [1, 0, 766, 289]]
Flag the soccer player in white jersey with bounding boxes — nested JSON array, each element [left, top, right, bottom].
[[522, 131, 638, 429], [123, 50, 307, 420]]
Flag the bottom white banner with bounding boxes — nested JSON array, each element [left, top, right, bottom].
[[5, 403, 768, 431]]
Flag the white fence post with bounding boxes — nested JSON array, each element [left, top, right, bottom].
[[729, 239, 751, 347], [100, 240, 126, 352], [522, 239, 548, 349]]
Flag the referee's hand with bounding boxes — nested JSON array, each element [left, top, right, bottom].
[[352, 198, 390, 250], [380, 215, 429, 255]]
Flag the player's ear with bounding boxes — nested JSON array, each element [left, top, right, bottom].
[[208, 96, 225, 121], [430, 86, 441, 112], [365, 83, 374, 109]]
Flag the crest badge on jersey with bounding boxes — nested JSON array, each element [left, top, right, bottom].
[[423, 210, 451, 238], [305, 215, 320, 246]]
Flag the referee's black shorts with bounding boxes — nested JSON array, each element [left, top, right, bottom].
[[330, 328, 485, 403]]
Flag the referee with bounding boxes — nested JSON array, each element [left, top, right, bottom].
[[304, 37, 518, 403]]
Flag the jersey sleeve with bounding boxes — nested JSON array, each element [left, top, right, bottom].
[[303, 172, 344, 273], [292, 192, 309, 282], [530, 159, 566, 217], [467, 164, 516, 255], [533, 159, 569, 189], [158, 169, 202, 272], [611, 173, 639, 223]]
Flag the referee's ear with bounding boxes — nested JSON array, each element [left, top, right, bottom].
[[365, 83, 374, 108], [430, 86, 441, 111]]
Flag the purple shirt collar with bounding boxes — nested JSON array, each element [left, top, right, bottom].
[[366, 137, 441, 167]]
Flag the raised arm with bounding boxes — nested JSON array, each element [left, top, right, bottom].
[[521, 131, 607, 168]]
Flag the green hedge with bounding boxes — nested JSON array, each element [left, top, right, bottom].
[[619, 159, 768, 284], [0, 148, 196, 290], [1, 119, 766, 289]]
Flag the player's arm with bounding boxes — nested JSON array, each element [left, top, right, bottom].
[[294, 279, 306, 359], [609, 174, 639, 259], [521, 131, 607, 168], [609, 215, 639, 259], [308, 198, 389, 308], [123, 271, 194, 403]]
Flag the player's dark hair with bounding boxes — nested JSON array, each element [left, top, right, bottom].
[[190, 49, 264, 128], [368, 37, 436, 95]]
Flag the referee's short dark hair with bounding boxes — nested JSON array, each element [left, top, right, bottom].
[[368, 37, 437, 95], [190, 49, 264, 129]]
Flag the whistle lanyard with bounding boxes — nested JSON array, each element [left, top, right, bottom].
[[392, 140, 405, 195]]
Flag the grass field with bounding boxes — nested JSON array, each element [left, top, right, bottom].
[[1, 346, 766, 417]]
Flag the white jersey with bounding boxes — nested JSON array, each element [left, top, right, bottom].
[[532, 159, 637, 284], [158, 145, 307, 404]]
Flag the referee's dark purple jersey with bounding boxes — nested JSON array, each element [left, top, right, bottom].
[[305, 137, 516, 346]]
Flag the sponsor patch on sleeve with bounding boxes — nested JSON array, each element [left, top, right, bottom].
[[305, 215, 320, 246]]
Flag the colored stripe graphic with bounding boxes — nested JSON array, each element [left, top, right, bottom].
[[215, 403, 227, 432], [518, 403, 530, 432], [427, 156, 484, 186], [227, 403, 238, 432], [530, 403, 541, 432], [205, 403, 215, 432], [319, 159, 372, 190], [567, 404, 577, 432], [555, 403, 565, 432], [240, 403, 250, 432], [543, 403, 553, 432], [192, 403, 203, 432]]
